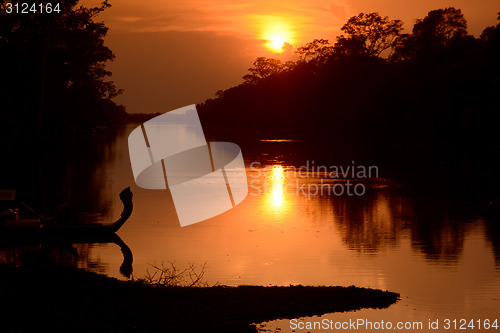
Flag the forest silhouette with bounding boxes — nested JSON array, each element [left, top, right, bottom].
[[1, 3, 500, 199], [0, 0, 126, 145], [199, 8, 500, 199], [0, 0, 127, 208]]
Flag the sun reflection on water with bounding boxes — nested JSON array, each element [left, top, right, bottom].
[[270, 165, 285, 208], [263, 165, 290, 215]]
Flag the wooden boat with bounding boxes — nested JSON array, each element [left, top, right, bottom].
[[0, 187, 133, 240]]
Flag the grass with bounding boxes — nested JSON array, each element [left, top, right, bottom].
[[0, 265, 399, 332]]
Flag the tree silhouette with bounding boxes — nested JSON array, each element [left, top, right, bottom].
[[334, 12, 403, 57], [295, 39, 334, 63], [392, 8, 468, 61], [243, 57, 283, 84], [0, 0, 122, 139], [414, 7, 467, 45], [481, 11, 500, 57]]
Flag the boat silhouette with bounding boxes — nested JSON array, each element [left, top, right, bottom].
[[0, 188, 135, 277], [1, 187, 133, 239]]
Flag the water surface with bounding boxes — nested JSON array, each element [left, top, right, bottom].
[[2, 125, 499, 332]]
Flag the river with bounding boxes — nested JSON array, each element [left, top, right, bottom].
[[2, 124, 499, 332]]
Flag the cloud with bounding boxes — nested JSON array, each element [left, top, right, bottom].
[[282, 42, 294, 54], [89, 0, 499, 46], [97, 0, 351, 46], [114, 16, 144, 23]]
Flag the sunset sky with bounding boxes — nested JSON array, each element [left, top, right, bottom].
[[83, 0, 499, 114]]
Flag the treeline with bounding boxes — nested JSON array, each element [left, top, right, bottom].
[[198, 8, 500, 194], [0, 0, 126, 147]]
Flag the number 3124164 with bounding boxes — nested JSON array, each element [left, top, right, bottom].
[[4, 2, 61, 14]]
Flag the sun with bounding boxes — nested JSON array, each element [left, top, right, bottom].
[[266, 34, 287, 53]]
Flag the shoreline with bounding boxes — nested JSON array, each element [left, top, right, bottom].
[[0, 265, 399, 332]]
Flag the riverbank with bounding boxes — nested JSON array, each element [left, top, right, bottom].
[[0, 265, 399, 332]]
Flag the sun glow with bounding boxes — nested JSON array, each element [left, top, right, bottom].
[[259, 17, 294, 53]]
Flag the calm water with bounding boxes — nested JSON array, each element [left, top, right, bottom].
[[2, 125, 499, 332]]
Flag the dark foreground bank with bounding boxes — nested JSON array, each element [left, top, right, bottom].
[[0, 265, 399, 332]]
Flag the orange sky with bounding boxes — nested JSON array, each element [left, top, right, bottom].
[[83, 0, 499, 113]]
